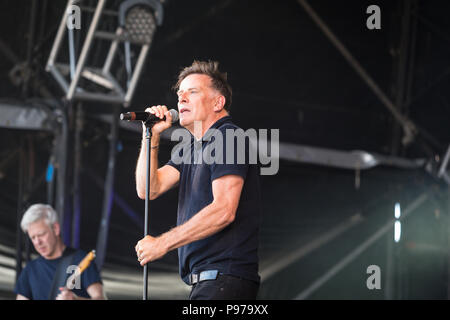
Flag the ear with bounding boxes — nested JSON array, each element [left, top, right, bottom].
[[52, 222, 61, 237], [213, 95, 226, 112]]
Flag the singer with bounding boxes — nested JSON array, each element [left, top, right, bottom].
[[134, 60, 261, 300]]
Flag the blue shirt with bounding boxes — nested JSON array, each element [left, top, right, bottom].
[[167, 116, 261, 284], [14, 248, 102, 300]]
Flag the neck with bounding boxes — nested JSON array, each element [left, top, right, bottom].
[[188, 112, 228, 140], [49, 240, 66, 260]]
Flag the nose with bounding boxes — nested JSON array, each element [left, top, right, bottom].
[[32, 238, 41, 247], [178, 92, 188, 104]]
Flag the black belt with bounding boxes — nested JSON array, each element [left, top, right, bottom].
[[189, 270, 219, 285]]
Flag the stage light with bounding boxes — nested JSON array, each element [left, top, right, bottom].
[[46, 0, 164, 106], [121, 3, 157, 44], [394, 221, 401, 243], [394, 202, 401, 219]]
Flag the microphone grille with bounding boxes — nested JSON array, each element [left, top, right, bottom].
[[169, 109, 179, 122]]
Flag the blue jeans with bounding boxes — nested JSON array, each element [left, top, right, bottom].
[[189, 274, 259, 300]]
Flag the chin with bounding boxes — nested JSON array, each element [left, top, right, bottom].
[[39, 250, 48, 257], [179, 117, 191, 128]]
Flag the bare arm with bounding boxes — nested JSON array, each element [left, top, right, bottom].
[[136, 174, 244, 265], [86, 282, 105, 300], [135, 134, 180, 200], [135, 105, 180, 200], [55, 282, 105, 300]]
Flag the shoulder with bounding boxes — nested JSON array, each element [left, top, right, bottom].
[[209, 121, 243, 143], [66, 248, 98, 271], [217, 120, 240, 132], [73, 249, 98, 268], [23, 256, 44, 271], [73, 248, 88, 257], [15, 257, 43, 288]]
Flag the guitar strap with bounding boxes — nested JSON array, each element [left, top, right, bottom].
[[48, 247, 77, 300]]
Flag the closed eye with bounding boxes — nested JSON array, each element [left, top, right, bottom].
[[31, 231, 47, 241]]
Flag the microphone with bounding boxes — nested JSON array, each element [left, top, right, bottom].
[[120, 109, 179, 123]]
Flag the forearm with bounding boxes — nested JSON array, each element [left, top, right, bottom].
[[136, 134, 161, 199], [135, 175, 243, 266], [72, 293, 104, 300], [159, 200, 234, 252]]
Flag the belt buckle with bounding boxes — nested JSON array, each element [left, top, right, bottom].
[[191, 273, 198, 285], [199, 270, 219, 282]]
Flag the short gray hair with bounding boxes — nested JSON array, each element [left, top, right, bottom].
[[20, 204, 59, 233]]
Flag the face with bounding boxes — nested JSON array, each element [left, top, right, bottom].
[[177, 73, 221, 133], [27, 219, 60, 259]]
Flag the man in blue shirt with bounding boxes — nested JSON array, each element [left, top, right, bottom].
[[135, 60, 261, 299], [15, 204, 104, 300]]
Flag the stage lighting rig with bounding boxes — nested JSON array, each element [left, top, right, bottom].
[[46, 0, 164, 107]]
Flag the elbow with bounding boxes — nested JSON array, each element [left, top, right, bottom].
[[220, 205, 236, 226], [136, 180, 145, 199], [226, 211, 236, 225], [213, 199, 237, 227], [137, 187, 145, 200], [149, 192, 159, 200], [137, 189, 159, 200]]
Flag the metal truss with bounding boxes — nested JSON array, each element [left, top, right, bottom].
[[46, 0, 163, 106]]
